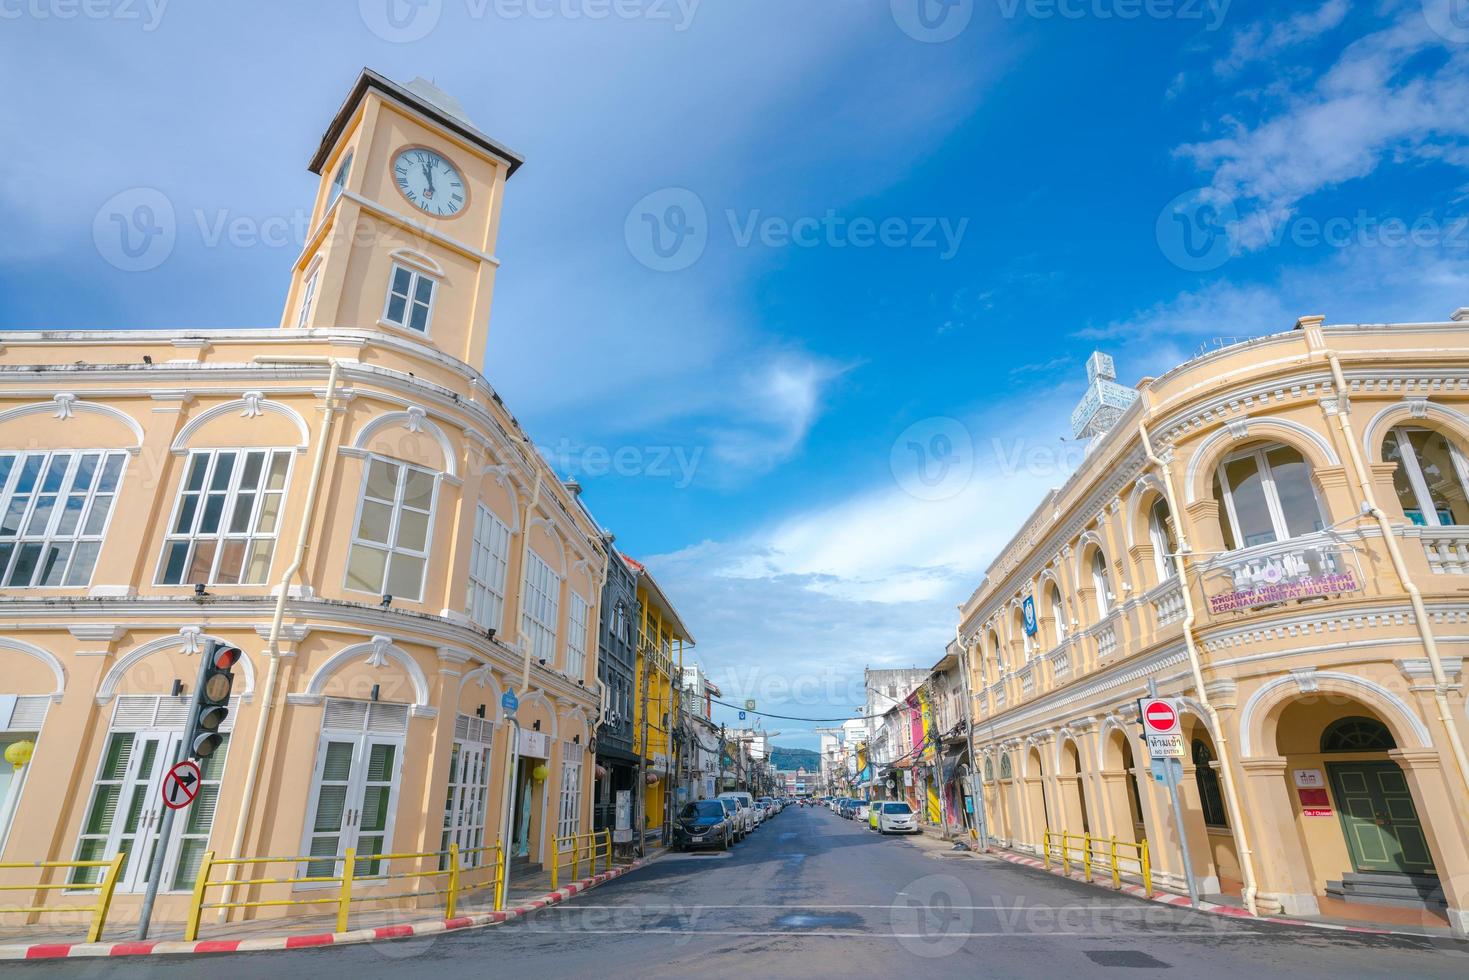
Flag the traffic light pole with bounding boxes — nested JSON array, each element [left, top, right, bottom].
[[136, 647, 213, 940]]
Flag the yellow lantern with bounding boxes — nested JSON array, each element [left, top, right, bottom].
[[531, 764, 549, 783], [5, 740, 35, 771]]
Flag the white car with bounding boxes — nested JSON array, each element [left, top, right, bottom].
[[855, 802, 870, 821], [717, 791, 757, 836], [877, 801, 919, 834]]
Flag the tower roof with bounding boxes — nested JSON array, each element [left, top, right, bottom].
[[309, 68, 524, 177]]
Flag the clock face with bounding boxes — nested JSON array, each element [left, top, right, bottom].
[[392, 147, 467, 217]]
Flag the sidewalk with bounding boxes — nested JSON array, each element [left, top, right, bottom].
[[0, 848, 667, 960]]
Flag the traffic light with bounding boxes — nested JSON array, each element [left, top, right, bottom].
[[186, 641, 241, 760]]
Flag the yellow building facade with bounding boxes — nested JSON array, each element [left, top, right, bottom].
[[961, 316, 1469, 935], [621, 556, 691, 841], [0, 71, 605, 926]]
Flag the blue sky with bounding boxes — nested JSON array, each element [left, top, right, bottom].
[[4, 0, 1469, 748]]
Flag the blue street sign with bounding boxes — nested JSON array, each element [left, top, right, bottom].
[[738, 710, 746, 721], [1022, 595, 1038, 637], [501, 689, 519, 714]]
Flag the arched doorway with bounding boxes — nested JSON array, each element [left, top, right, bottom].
[[1101, 726, 1143, 844], [1271, 695, 1443, 914], [1025, 746, 1050, 844], [1058, 739, 1089, 834]]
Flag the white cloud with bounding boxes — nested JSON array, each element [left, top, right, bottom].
[[1181, 9, 1469, 244], [1213, 0, 1349, 76]]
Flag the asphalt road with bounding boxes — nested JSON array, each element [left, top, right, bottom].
[[15, 805, 1469, 978]]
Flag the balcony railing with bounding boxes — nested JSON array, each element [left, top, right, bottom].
[[1416, 527, 1469, 575], [1050, 645, 1070, 678], [1095, 621, 1118, 658], [1195, 532, 1360, 614], [1150, 579, 1186, 628]]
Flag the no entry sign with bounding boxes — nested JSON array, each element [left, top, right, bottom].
[[162, 759, 202, 810], [1140, 697, 1184, 759]]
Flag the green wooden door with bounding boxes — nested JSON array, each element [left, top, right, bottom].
[[1326, 762, 1434, 875]]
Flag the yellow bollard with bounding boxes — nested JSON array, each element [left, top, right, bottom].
[[183, 851, 214, 942], [494, 842, 505, 912], [1082, 834, 1093, 883], [551, 842, 559, 892], [446, 843, 460, 920], [88, 852, 126, 943], [1141, 839, 1153, 897], [1110, 836, 1120, 890], [1060, 832, 1070, 876], [1043, 831, 1051, 870], [337, 849, 356, 933]]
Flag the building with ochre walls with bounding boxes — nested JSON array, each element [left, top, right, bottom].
[[960, 318, 1469, 934], [0, 71, 609, 926]]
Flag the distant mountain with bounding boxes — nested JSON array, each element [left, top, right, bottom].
[[770, 746, 820, 772]]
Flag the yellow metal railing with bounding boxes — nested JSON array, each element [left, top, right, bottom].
[[0, 853, 124, 942], [1043, 830, 1152, 897], [550, 830, 613, 891], [185, 841, 504, 941]]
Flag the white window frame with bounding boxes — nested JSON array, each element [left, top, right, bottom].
[[1091, 550, 1112, 618], [556, 741, 583, 850], [1149, 498, 1177, 582], [157, 448, 293, 586], [296, 270, 319, 329], [566, 592, 590, 679], [71, 696, 233, 894], [1215, 444, 1324, 549], [299, 699, 408, 885], [521, 552, 561, 666], [441, 715, 493, 869], [328, 150, 353, 212], [0, 449, 127, 588], [380, 263, 437, 335], [1386, 425, 1469, 527], [344, 454, 438, 602], [1048, 587, 1066, 643], [466, 504, 511, 631]]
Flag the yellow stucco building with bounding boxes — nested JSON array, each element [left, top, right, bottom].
[[620, 556, 692, 842], [961, 317, 1469, 935], [0, 71, 607, 927]]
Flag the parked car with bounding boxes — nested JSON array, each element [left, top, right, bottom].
[[754, 800, 770, 823], [855, 801, 870, 821], [674, 799, 734, 851], [838, 799, 859, 819], [868, 802, 882, 830], [717, 791, 757, 836], [877, 801, 919, 834], [714, 796, 743, 839]]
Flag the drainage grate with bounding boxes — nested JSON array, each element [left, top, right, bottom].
[[1083, 950, 1171, 969]]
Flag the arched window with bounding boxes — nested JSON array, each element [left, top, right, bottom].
[[1212, 444, 1325, 550], [1191, 739, 1228, 828], [1015, 606, 1034, 661], [1382, 426, 1469, 527], [1048, 585, 1066, 645], [984, 757, 994, 781], [1091, 550, 1112, 617], [999, 754, 1013, 779], [989, 629, 1003, 675], [1149, 498, 1179, 582], [1321, 716, 1396, 753]]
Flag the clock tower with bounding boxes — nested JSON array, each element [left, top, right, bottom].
[[281, 69, 524, 371]]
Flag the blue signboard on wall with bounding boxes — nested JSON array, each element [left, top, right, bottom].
[[1022, 595, 1038, 636]]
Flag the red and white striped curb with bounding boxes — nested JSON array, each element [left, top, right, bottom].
[[0, 858, 651, 960], [984, 847, 1410, 936]]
